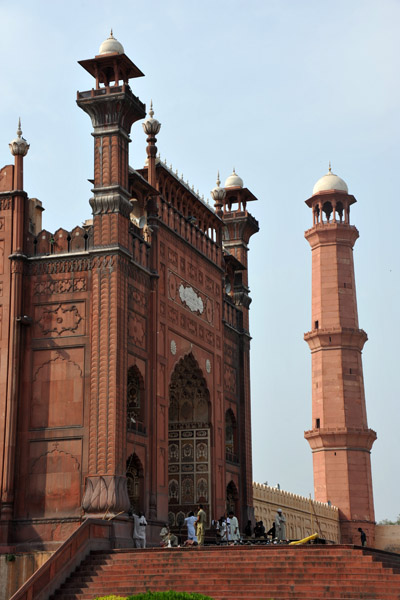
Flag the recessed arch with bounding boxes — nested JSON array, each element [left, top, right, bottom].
[[127, 365, 145, 432], [126, 453, 144, 513], [168, 353, 211, 527]]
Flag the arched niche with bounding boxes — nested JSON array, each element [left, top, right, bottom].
[[167, 353, 211, 528], [126, 453, 144, 513]]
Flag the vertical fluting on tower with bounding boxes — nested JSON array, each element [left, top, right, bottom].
[[77, 34, 146, 514]]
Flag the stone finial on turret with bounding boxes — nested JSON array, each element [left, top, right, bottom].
[[142, 100, 161, 136], [9, 118, 30, 157], [211, 172, 226, 216]]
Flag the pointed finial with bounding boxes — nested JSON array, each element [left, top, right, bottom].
[[175, 169, 178, 176], [233, 167, 236, 174], [328, 161, 332, 173], [110, 28, 113, 37], [192, 184, 194, 191], [142, 99, 161, 135], [216, 171, 221, 187], [9, 118, 29, 157]]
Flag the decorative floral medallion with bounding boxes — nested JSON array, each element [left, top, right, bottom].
[[170, 339, 177, 355], [179, 284, 204, 314]]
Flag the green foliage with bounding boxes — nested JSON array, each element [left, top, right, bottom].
[[378, 514, 400, 525], [127, 593, 214, 600], [95, 596, 127, 600], [5, 554, 16, 562]]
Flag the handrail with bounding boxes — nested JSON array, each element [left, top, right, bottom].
[[9, 518, 114, 600]]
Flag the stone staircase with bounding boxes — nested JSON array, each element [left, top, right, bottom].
[[52, 545, 400, 600]]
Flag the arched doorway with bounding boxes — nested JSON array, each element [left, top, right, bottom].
[[168, 353, 211, 527], [126, 454, 144, 513], [226, 480, 239, 516]]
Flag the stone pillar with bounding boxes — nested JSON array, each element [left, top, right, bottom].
[[0, 123, 29, 543]]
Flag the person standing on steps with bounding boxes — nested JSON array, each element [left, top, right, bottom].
[[132, 511, 147, 548], [358, 527, 367, 547], [229, 510, 240, 543], [275, 508, 286, 542], [184, 510, 198, 543], [195, 504, 206, 546]]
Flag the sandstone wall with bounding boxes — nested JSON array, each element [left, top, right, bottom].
[[0, 551, 53, 600], [253, 482, 340, 543], [375, 525, 400, 554]]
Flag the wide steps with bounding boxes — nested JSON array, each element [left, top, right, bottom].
[[52, 545, 400, 600]]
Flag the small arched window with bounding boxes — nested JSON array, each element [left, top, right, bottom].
[[127, 366, 145, 432], [225, 409, 238, 463]]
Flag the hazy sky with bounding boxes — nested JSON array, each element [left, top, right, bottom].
[[1, 0, 399, 522]]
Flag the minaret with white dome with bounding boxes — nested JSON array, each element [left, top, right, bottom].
[[76, 34, 146, 517], [304, 166, 376, 545]]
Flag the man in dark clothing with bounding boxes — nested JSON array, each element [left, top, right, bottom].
[[266, 522, 276, 540], [358, 527, 367, 546]]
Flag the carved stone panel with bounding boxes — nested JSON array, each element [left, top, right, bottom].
[[168, 269, 214, 326], [34, 302, 85, 338], [27, 439, 81, 517], [30, 348, 84, 429], [224, 364, 237, 396], [128, 312, 146, 350]]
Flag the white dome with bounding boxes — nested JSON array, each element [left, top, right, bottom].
[[313, 168, 348, 195], [224, 169, 243, 188], [99, 31, 124, 55]]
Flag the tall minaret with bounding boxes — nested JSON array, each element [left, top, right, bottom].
[[77, 32, 146, 515], [304, 166, 376, 545]]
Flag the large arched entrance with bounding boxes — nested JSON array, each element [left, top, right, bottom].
[[168, 353, 211, 527]]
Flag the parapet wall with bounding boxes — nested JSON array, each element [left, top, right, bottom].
[[253, 482, 340, 543]]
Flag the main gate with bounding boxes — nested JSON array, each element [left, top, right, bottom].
[[168, 354, 211, 527]]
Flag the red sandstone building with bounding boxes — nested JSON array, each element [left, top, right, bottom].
[[0, 33, 377, 552], [0, 33, 258, 548]]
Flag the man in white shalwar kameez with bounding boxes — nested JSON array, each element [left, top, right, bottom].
[[275, 508, 286, 542], [228, 511, 240, 543]]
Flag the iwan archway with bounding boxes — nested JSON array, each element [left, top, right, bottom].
[[168, 354, 211, 527]]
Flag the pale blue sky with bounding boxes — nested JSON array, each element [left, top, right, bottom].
[[1, 0, 399, 522]]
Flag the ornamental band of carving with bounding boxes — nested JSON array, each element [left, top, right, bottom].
[[34, 278, 87, 295]]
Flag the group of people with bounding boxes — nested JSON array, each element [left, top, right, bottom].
[[131, 506, 288, 548], [132, 507, 367, 548], [214, 511, 241, 544], [244, 509, 286, 543], [160, 504, 208, 547]]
